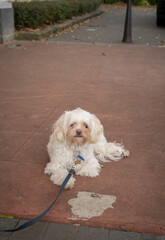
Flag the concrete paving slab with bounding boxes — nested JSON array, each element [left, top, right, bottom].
[[0, 41, 164, 236], [109, 230, 141, 240], [44, 223, 78, 240], [141, 233, 158, 240], [0, 132, 30, 160], [12, 133, 50, 163], [76, 226, 109, 240], [12, 220, 49, 240], [0, 96, 62, 133], [0, 218, 19, 240]]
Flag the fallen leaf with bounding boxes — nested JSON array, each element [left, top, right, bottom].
[[73, 223, 80, 227]]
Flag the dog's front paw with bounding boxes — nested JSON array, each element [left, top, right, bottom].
[[76, 166, 100, 178], [50, 173, 75, 190], [65, 177, 75, 189], [44, 163, 55, 175]]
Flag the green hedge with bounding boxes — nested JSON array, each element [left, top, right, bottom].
[[13, 0, 102, 30], [102, 0, 156, 5]]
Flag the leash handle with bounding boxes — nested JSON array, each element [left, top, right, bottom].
[[0, 168, 75, 233]]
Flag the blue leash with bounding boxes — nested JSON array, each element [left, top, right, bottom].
[[0, 154, 85, 233], [0, 168, 75, 232]]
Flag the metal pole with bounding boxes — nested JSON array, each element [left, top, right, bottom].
[[122, 0, 133, 43]]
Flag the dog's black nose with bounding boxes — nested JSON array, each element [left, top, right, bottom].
[[76, 129, 82, 135]]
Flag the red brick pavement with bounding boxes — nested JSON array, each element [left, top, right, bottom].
[[0, 42, 164, 235]]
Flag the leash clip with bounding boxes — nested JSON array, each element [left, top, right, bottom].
[[74, 154, 85, 167]]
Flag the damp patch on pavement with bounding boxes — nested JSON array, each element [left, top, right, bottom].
[[68, 191, 116, 221]]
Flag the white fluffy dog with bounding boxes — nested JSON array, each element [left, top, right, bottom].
[[45, 108, 129, 189]]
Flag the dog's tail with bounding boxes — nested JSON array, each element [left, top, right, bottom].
[[94, 142, 129, 162]]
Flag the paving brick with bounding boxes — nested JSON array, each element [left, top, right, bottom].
[[12, 220, 49, 240], [109, 230, 141, 240], [76, 226, 109, 240], [0, 218, 19, 240], [44, 223, 78, 240]]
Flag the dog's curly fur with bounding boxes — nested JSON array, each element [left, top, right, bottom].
[[45, 108, 129, 189]]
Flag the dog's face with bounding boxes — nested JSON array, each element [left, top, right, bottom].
[[66, 120, 91, 145], [54, 108, 103, 145]]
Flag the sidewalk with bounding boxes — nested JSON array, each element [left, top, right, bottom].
[[0, 41, 165, 237], [0, 5, 165, 239], [48, 4, 165, 46]]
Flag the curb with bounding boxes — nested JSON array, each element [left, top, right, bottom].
[[14, 9, 104, 41]]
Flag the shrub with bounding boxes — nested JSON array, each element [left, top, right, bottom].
[[13, 0, 102, 30], [102, 0, 156, 5]]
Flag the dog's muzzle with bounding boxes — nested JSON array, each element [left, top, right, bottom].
[[75, 129, 83, 138]]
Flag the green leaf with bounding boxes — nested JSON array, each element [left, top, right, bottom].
[[0, 214, 14, 219]]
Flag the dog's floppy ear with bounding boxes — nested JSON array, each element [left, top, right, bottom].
[[53, 112, 66, 142], [90, 114, 103, 144]]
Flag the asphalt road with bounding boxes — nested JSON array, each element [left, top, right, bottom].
[[48, 4, 165, 46]]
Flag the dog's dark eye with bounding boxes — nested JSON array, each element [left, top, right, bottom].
[[84, 124, 88, 128], [70, 123, 75, 127]]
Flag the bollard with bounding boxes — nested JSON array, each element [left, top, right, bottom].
[[0, 0, 14, 43], [122, 0, 133, 43]]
